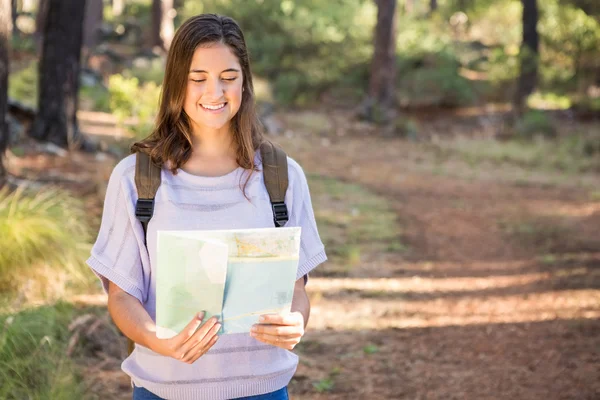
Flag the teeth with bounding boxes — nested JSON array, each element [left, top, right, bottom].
[[202, 103, 225, 110]]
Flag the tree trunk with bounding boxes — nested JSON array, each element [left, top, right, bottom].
[[30, 0, 88, 149], [430, 0, 438, 13], [362, 0, 398, 124], [83, 0, 104, 54], [112, 0, 124, 17], [0, 0, 11, 186], [34, 0, 49, 55], [150, 0, 175, 51], [515, 0, 539, 114], [11, 0, 19, 37]]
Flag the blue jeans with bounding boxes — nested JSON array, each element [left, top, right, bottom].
[[132, 385, 289, 400]]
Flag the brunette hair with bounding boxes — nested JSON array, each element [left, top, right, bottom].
[[131, 14, 264, 176]]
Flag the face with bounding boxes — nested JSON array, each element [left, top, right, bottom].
[[183, 43, 244, 134]]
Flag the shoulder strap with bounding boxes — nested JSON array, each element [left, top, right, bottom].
[[259, 141, 289, 227], [134, 151, 162, 236]]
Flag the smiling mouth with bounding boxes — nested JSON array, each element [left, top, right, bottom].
[[201, 103, 227, 111]]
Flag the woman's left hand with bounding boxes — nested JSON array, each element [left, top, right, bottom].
[[251, 312, 305, 350]]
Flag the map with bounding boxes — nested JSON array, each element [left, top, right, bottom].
[[155, 227, 301, 338]]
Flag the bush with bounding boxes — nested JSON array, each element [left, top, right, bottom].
[[515, 110, 557, 139], [0, 186, 92, 297], [181, 0, 375, 106], [108, 74, 160, 137], [79, 84, 111, 112], [397, 50, 477, 107], [0, 303, 86, 399], [8, 62, 38, 107]]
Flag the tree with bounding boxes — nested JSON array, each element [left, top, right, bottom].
[[34, 0, 49, 54], [150, 0, 175, 51], [360, 0, 398, 124], [430, 0, 438, 14], [0, 0, 11, 186], [515, 0, 539, 114], [83, 0, 104, 55], [29, 0, 88, 149], [11, 0, 19, 37]]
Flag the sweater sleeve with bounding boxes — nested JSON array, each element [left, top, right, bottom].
[[286, 158, 327, 280], [86, 155, 149, 303]]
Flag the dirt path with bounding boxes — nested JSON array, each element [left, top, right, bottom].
[[9, 110, 599, 399], [270, 118, 600, 399]]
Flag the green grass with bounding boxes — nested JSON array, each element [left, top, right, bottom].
[[0, 302, 87, 399], [363, 343, 380, 355], [313, 378, 334, 393], [498, 218, 572, 252], [0, 186, 93, 297], [307, 175, 403, 273], [435, 134, 600, 174]]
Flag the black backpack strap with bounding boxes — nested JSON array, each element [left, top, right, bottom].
[[134, 151, 162, 237], [259, 141, 289, 227]]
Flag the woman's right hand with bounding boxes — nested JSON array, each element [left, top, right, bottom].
[[149, 312, 221, 364]]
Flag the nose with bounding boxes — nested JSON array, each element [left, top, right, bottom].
[[204, 78, 225, 101]]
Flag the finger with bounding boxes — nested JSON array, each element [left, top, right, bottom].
[[188, 334, 219, 364], [180, 317, 220, 353], [251, 324, 302, 337], [259, 312, 303, 326], [252, 332, 299, 349], [181, 321, 221, 362], [176, 312, 205, 344]]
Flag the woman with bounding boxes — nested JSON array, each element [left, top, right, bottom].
[[87, 14, 327, 400]]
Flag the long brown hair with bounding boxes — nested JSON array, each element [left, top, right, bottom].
[[131, 14, 264, 178]]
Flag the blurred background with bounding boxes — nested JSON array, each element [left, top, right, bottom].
[[0, 0, 599, 399]]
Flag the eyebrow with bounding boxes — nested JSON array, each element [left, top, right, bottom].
[[189, 68, 240, 73]]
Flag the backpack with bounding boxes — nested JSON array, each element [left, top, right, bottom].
[[127, 140, 289, 354]]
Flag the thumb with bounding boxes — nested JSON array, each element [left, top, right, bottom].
[[176, 312, 205, 343]]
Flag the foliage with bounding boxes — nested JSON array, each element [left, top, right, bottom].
[[79, 84, 111, 112], [0, 303, 86, 399], [539, 0, 600, 91], [123, 57, 166, 85], [363, 343, 380, 354], [8, 62, 37, 107], [10, 35, 36, 54], [0, 186, 92, 296], [515, 110, 557, 139], [313, 378, 334, 393], [436, 133, 600, 174], [527, 92, 572, 110], [181, 0, 375, 106], [108, 74, 160, 137]]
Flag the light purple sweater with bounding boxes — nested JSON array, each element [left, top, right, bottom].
[[86, 153, 327, 399]]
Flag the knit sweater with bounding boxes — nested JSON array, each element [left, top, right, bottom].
[[86, 153, 327, 400]]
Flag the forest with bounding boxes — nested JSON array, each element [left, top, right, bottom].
[[0, 0, 599, 399]]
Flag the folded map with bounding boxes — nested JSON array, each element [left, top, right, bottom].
[[156, 227, 301, 338]]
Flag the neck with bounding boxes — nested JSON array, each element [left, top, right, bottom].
[[190, 122, 237, 160]]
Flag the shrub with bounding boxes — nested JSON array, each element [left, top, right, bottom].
[[8, 62, 38, 107], [515, 110, 557, 139], [181, 0, 375, 106], [0, 186, 92, 297], [108, 74, 160, 138], [0, 303, 86, 399]]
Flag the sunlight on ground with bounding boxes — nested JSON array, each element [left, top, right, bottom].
[[526, 200, 600, 218], [307, 275, 600, 331]]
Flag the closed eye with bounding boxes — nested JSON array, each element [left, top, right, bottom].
[[191, 78, 237, 83]]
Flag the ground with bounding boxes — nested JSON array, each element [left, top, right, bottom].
[[6, 107, 599, 400]]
